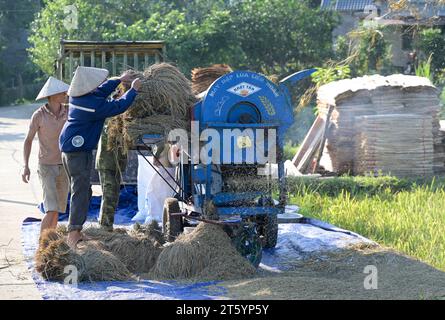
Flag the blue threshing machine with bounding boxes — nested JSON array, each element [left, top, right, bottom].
[[137, 68, 316, 267]]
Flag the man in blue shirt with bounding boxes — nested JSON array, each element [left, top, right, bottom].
[[60, 66, 141, 248]]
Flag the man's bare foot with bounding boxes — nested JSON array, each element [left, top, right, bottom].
[[67, 231, 82, 249]]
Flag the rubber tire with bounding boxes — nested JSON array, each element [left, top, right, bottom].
[[162, 198, 183, 242], [231, 225, 263, 268], [263, 214, 278, 249]]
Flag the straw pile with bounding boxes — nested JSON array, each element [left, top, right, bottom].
[[191, 64, 233, 95], [149, 223, 256, 281], [108, 63, 196, 152], [35, 226, 163, 281], [36, 222, 257, 283], [354, 114, 434, 177], [107, 70, 143, 152], [35, 229, 134, 282], [317, 74, 444, 176]]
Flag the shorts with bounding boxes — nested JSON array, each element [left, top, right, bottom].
[[37, 163, 70, 214]]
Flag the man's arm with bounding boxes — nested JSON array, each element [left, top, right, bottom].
[[95, 78, 141, 119], [22, 116, 38, 183], [94, 78, 121, 98], [94, 73, 136, 98]]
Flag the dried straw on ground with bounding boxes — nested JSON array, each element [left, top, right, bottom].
[[149, 223, 256, 281], [191, 64, 233, 95], [220, 246, 445, 300], [132, 220, 166, 246], [108, 63, 196, 152], [83, 226, 163, 274], [35, 229, 134, 282], [35, 226, 163, 281]]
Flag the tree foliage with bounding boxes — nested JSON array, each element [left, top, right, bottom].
[[28, 0, 338, 77], [416, 28, 445, 82], [0, 0, 41, 84], [335, 24, 394, 77]]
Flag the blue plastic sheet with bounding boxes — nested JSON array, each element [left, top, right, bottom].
[[38, 186, 139, 224], [25, 188, 373, 300]]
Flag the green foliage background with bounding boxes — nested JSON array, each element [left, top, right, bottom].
[[28, 0, 338, 77]]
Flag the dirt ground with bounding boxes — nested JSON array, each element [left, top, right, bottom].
[[1, 104, 445, 300]]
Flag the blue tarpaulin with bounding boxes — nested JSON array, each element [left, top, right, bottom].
[[24, 188, 373, 300]]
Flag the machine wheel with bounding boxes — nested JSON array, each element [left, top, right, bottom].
[[162, 198, 183, 242], [231, 224, 263, 268], [262, 214, 278, 249]]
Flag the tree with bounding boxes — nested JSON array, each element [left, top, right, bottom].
[[416, 28, 445, 81], [29, 0, 338, 78], [335, 24, 394, 77], [0, 0, 41, 91]]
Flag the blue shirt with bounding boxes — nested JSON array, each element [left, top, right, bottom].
[[59, 79, 137, 153]]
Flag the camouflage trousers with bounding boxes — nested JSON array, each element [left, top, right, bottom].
[[98, 169, 121, 231]]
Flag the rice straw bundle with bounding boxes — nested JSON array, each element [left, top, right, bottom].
[[35, 226, 163, 281], [191, 64, 233, 95], [106, 70, 143, 152], [84, 226, 163, 274], [108, 63, 196, 152], [35, 229, 134, 282], [149, 223, 256, 281]]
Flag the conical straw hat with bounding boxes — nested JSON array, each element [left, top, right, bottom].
[[35, 77, 70, 101], [67, 66, 109, 97]]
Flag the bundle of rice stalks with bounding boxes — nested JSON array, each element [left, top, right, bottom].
[[108, 63, 196, 151], [35, 230, 83, 281], [118, 69, 143, 95], [132, 220, 165, 246], [107, 70, 143, 152], [83, 226, 163, 274], [191, 64, 233, 95], [77, 241, 135, 282], [35, 229, 134, 282], [149, 223, 256, 281]]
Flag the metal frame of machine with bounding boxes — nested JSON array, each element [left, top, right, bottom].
[[136, 68, 316, 267]]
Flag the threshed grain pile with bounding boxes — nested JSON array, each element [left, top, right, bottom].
[[107, 63, 196, 152], [191, 64, 233, 95], [317, 74, 444, 176]]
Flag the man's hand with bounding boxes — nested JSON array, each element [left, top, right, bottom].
[[131, 78, 141, 91], [119, 72, 133, 84], [22, 166, 30, 183]]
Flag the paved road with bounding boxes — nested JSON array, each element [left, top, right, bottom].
[[0, 104, 42, 299]]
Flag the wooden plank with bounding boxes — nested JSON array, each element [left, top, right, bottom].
[[123, 52, 128, 70], [90, 51, 95, 67], [144, 53, 149, 69], [292, 115, 325, 167], [155, 52, 160, 64], [69, 52, 74, 78], [112, 52, 116, 76], [134, 52, 138, 69], [312, 105, 335, 173], [101, 51, 106, 68], [296, 129, 323, 173], [80, 51, 84, 66]]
